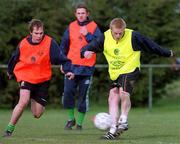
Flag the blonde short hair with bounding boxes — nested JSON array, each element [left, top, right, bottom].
[[110, 18, 126, 29]]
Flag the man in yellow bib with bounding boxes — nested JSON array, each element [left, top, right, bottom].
[[81, 18, 174, 140]]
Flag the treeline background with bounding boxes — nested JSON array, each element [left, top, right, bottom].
[[0, 0, 180, 108]]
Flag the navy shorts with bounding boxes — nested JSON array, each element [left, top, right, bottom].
[[176, 58, 180, 64], [19, 81, 50, 106], [111, 68, 140, 95]]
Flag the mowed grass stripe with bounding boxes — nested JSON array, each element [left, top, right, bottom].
[[0, 105, 180, 144]]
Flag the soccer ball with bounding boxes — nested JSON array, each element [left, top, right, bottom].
[[94, 112, 112, 130]]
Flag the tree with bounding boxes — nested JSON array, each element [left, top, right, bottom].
[[0, 0, 179, 107]]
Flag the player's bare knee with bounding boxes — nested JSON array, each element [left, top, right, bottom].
[[120, 91, 130, 100], [108, 95, 115, 104], [108, 95, 112, 103], [17, 102, 28, 109], [108, 96, 119, 106]]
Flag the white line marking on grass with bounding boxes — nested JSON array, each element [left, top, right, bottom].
[[26, 138, 58, 142], [158, 142, 180, 144]]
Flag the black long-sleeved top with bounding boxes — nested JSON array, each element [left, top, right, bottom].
[[8, 35, 72, 75], [81, 30, 172, 58], [60, 19, 102, 76]]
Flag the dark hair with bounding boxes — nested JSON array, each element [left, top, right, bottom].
[[74, 3, 89, 12], [28, 19, 44, 32]]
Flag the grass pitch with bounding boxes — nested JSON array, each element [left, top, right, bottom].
[[0, 103, 180, 144]]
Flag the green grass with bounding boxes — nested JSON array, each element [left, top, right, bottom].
[[0, 103, 180, 144]]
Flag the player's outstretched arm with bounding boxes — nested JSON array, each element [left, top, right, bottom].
[[81, 34, 105, 58]]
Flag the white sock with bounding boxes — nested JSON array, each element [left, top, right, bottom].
[[109, 124, 117, 134], [119, 115, 127, 123]]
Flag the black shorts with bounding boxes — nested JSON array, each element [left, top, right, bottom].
[[19, 81, 50, 106], [111, 68, 140, 95]]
